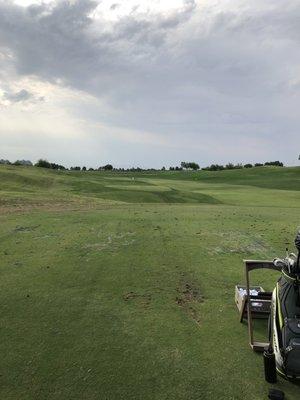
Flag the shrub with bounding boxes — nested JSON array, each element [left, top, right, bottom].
[[264, 161, 284, 167], [181, 161, 200, 170], [35, 159, 51, 168]]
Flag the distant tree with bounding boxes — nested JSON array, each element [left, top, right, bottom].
[[82, 166, 86, 171], [0, 159, 11, 165], [50, 163, 65, 170], [189, 162, 200, 170], [169, 167, 175, 171], [181, 162, 188, 169], [70, 166, 81, 171], [203, 164, 224, 171], [13, 160, 32, 166], [225, 163, 235, 170], [98, 164, 113, 171], [254, 163, 263, 167], [161, 166, 166, 171], [13, 160, 22, 166], [35, 159, 51, 168], [88, 168, 94, 171], [128, 167, 142, 172], [244, 163, 253, 168], [181, 161, 200, 170], [264, 161, 284, 167], [234, 163, 243, 169]]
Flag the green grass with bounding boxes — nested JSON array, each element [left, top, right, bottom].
[[1, 165, 300, 399]]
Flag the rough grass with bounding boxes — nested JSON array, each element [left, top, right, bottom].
[[1, 165, 300, 399]]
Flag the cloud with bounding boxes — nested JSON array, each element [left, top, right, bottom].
[[0, 0, 300, 166], [3, 89, 32, 102], [1, 87, 45, 105]]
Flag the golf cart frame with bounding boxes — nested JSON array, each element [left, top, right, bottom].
[[241, 260, 281, 352]]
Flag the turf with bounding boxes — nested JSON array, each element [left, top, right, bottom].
[[1, 165, 300, 399]]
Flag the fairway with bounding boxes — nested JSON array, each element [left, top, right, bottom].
[[1, 165, 300, 399]]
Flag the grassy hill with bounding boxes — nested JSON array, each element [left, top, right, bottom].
[[1, 165, 300, 399], [1, 165, 300, 209]]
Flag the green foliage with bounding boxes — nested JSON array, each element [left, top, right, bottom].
[[202, 164, 225, 171], [265, 161, 284, 167], [98, 164, 113, 171], [35, 159, 65, 170], [35, 159, 51, 168], [181, 161, 200, 170]]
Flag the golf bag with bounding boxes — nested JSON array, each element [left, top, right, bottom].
[[268, 231, 300, 379]]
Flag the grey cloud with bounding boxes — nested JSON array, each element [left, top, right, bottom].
[[0, 0, 300, 165], [3, 89, 33, 102], [2, 88, 44, 103], [110, 3, 119, 11]]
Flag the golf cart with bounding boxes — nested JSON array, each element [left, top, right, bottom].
[[237, 231, 300, 382]]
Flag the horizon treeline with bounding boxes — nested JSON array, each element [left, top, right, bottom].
[[0, 158, 284, 171]]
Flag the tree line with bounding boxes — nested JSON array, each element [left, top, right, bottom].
[[0, 158, 284, 171], [201, 160, 283, 171], [170, 160, 284, 171]]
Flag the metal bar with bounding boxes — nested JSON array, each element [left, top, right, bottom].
[[245, 263, 254, 346], [244, 259, 281, 352], [243, 260, 281, 272]]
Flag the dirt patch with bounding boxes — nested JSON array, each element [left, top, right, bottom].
[[208, 231, 273, 257], [0, 197, 119, 215], [84, 243, 108, 251], [123, 291, 151, 307], [84, 232, 136, 254], [14, 225, 40, 233], [176, 281, 203, 325]]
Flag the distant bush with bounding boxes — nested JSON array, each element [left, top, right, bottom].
[[181, 161, 200, 170], [264, 161, 284, 167], [201, 160, 285, 172], [202, 164, 224, 171], [50, 163, 65, 170], [13, 160, 32, 166], [203, 163, 244, 171], [82, 166, 86, 171], [70, 166, 81, 171], [225, 163, 235, 170], [35, 159, 51, 168], [169, 166, 182, 171], [35, 159, 65, 170], [98, 164, 113, 171]]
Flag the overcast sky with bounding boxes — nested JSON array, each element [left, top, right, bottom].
[[0, 0, 300, 168]]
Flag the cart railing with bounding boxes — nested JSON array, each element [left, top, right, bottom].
[[243, 260, 281, 352]]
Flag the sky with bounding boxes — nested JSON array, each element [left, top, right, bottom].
[[0, 0, 300, 168]]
